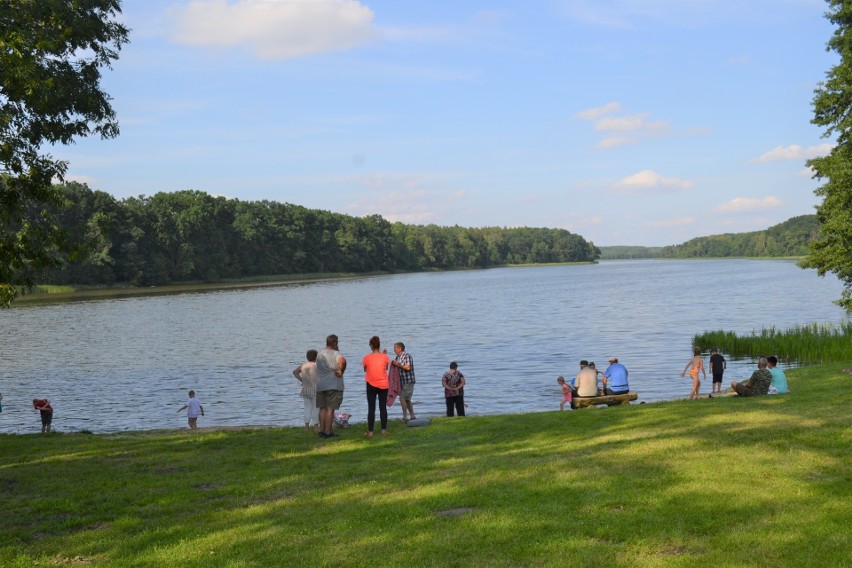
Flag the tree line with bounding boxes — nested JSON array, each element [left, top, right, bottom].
[[30, 182, 600, 287], [598, 215, 819, 260], [658, 215, 819, 258]]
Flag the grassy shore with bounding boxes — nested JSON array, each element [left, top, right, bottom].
[[2, 363, 850, 567], [13, 273, 377, 305]]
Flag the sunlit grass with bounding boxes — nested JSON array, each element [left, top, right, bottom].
[[1, 362, 850, 566], [695, 321, 852, 363]]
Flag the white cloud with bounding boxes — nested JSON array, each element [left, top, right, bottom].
[[575, 102, 621, 121], [595, 136, 633, 149], [170, 0, 377, 60], [595, 113, 650, 132], [646, 216, 694, 228], [342, 173, 451, 224], [712, 196, 783, 214], [577, 104, 672, 149], [752, 143, 833, 163], [610, 170, 694, 195]]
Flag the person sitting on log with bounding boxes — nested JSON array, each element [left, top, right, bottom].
[[603, 357, 630, 395], [572, 363, 600, 408]]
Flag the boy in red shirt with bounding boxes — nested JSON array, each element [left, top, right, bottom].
[[32, 398, 53, 433]]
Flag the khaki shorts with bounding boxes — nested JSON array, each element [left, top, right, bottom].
[[316, 390, 344, 409], [401, 383, 415, 401]]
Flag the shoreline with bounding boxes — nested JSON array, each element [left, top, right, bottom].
[[11, 262, 598, 305], [10, 258, 804, 306], [4, 388, 744, 437]]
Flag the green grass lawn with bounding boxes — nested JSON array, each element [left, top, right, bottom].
[[2, 363, 849, 567]]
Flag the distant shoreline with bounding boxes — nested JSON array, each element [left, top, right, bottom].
[[10, 258, 802, 306], [12, 262, 599, 306]]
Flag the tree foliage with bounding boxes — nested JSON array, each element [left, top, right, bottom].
[[30, 184, 600, 289], [0, 0, 129, 306], [598, 216, 819, 260], [658, 215, 820, 259], [802, 0, 852, 310]]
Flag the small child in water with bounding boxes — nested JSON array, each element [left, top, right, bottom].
[[177, 390, 204, 429], [557, 376, 572, 411]]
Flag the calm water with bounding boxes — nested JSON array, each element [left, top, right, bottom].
[[0, 259, 847, 434]]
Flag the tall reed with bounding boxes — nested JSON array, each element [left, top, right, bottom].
[[694, 321, 852, 364]]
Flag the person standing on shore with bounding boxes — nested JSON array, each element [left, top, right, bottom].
[[293, 349, 319, 432], [681, 347, 706, 400], [362, 336, 391, 437], [316, 334, 347, 438], [392, 342, 416, 422], [557, 376, 572, 411], [177, 390, 204, 429], [708, 348, 726, 394], [442, 362, 466, 417], [32, 398, 53, 433]]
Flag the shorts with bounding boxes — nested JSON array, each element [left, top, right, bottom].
[[400, 383, 415, 401], [733, 383, 755, 397], [40, 411, 53, 426], [712, 373, 724, 384], [316, 389, 344, 410]]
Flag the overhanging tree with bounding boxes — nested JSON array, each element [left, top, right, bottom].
[[0, 0, 129, 307], [804, 0, 852, 310]]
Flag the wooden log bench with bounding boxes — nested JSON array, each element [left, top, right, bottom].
[[572, 392, 638, 408]]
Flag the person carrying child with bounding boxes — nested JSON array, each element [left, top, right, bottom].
[[177, 390, 204, 429]]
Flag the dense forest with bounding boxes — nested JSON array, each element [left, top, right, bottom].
[[599, 215, 819, 259], [597, 246, 664, 260], [29, 183, 600, 286], [659, 215, 819, 258]]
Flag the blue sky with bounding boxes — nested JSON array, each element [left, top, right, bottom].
[[58, 0, 835, 246]]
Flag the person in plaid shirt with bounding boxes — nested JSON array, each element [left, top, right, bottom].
[[392, 342, 416, 422]]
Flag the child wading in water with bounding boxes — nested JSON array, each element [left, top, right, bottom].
[[177, 390, 205, 429], [557, 376, 572, 410], [681, 347, 706, 400]]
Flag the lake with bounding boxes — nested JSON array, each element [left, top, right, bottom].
[[0, 259, 848, 434]]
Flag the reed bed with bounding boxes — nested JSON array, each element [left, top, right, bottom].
[[694, 321, 852, 363]]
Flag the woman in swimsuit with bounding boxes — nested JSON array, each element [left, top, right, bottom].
[[681, 347, 706, 400]]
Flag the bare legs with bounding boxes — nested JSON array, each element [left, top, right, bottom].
[[319, 406, 334, 435], [689, 376, 701, 400], [401, 398, 416, 422]]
